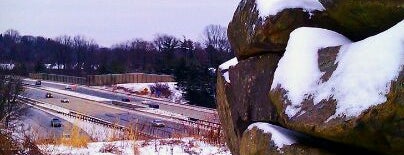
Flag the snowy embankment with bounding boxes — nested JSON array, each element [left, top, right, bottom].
[[39, 138, 230, 155], [271, 20, 404, 120], [137, 108, 188, 120], [115, 82, 184, 103], [43, 87, 112, 102]]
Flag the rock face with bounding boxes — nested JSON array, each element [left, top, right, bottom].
[[218, 0, 403, 155], [319, 0, 404, 41], [270, 46, 404, 154], [216, 54, 281, 155], [228, 0, 335, 60], [228, 0, 404, 60], [240, 123, 334, 155]]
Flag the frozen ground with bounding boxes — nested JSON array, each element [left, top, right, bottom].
[[98, 82, 184, 103], [39, 138, 230, 155]]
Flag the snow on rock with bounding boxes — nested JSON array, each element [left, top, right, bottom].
[[256, 0, 325, 17], [272, 20, 404, 120], [219, 57, 238, 83], [271, 27, 352, 118], [318, 20, 404, 120], [248, 122, 296, 150]]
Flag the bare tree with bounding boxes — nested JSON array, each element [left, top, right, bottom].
[[55, 35, 73, 70], [0, 75, 24, 128], [202, 25, 230, 52], [3, 29, 20, 42], [153, 34, 179, 52]]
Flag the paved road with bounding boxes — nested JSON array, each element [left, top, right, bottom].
[[20, 107, 81, 140], [23, 79, 218, 122], [23, 87, 189, 138]]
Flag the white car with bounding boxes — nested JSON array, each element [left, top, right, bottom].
[[65, 85, 72, 90], [61, 98, 69, 103], [151, 120, 165, 127]]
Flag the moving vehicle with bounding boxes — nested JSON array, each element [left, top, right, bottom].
[[45, 93, 53, 98], [51, 118, 62, 127], [61, 98, 69, 103], [148, 103, 159, 109], [151, 120, 165, 127], [65, 85, 72, 90], [121, 98, 130, 102], [35, 80, 41, 86]]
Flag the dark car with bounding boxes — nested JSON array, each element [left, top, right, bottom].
[[148, 103, 159, 109], [35, 80, 42, 86], [45, 93, 53, 98], [121, 98, 130, 102], [61, 98, 69, 103], [188, 117, 199, 122], [51, 118, 62, 127]]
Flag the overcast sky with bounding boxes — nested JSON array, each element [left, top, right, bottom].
[[0, 0, 239, 47]]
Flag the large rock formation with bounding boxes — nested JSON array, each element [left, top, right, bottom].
[[319, 0, 404, 41], [269, 24, 404, 154], [227, 0, 404, 60], [216, 54, 281, 155], [240, 123, 334, 155], [217, 0, 404, 155], [228, 0, 336, 60]]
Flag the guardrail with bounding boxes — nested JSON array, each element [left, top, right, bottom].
[[25, 84, 221, 131], [19, 96, 224, 144], [18, 97, 174, 139]]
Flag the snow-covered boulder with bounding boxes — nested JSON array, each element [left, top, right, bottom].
[[240, 123, 334, 155], [228, 0, 334, 60], [319, 0, 404, 41], [269, 21, 404, 154], [216, 54, 281, 155]]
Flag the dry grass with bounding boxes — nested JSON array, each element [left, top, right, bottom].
[[99, 143, 122, 154], [59, 122, 91, 148]]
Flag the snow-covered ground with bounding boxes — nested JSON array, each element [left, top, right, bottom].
[[137, 108, 188, 120], [39, 138, 230, 155], [107, 82, 184, 103]]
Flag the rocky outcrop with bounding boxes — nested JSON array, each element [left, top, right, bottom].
[[228, 0, 336, 60], [218, 0, 403, 154], [228, 0, 404, 60], [216, 54, 281, 155], [319, 0, 404, 41], [270, 46, 404, 154], [240, 123, 334, 155]]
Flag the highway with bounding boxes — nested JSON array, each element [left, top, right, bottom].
[[22, 87, 191, 138], [20, 106, 88, 140], [23, 79, 219, 123]]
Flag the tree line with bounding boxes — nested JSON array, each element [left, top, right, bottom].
[[0, 25, 234, 108]]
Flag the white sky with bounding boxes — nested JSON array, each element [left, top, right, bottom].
[[0, 0, 239, 47]]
